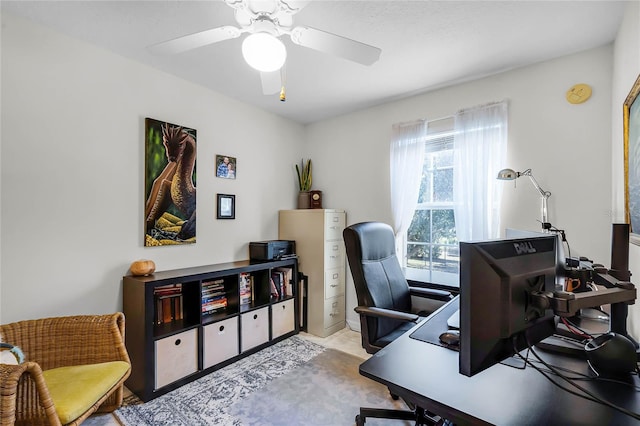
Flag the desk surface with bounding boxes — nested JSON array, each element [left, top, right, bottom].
[[359, 297, 640, 425]]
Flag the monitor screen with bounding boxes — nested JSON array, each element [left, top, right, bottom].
[[459, 235, 557, 376]]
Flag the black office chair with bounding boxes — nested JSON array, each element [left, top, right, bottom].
[[343, 221, 453, 426]]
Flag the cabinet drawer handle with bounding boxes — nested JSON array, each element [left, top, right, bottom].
[[333, 273, 339, 279], [174, 339, 181, 346], [219, 325, 225, 332], [282, 305, 286, 310], [253, 314, 258, 320]]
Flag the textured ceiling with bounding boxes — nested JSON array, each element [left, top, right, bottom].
[[1, 0, 625, 124]]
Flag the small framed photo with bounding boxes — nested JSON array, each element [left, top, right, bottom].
[[215, 155, 236, 179], [217, 194, 235, 219]]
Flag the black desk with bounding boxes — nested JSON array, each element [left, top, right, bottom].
[[359, 297, 640, 425]]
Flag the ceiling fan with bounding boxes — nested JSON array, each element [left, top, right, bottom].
[[149, 0, 382, 95]]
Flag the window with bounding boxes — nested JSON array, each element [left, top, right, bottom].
[[397, 102, 508, 286], [405, 123, 459, 286]]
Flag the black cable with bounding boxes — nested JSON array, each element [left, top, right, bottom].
[[548, 225, 571, 259], [525, 357, 640, 391], [516, 338, 640, 421], [561, 317, 595, 339]]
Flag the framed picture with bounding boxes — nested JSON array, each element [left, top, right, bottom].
[[217, 194, 235, 219], [624, 74, 640, 244], [215, 155, 236, 179], [144, 118, 197, 246]]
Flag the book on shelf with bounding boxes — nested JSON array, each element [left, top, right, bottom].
[[274, 267, 294, 297], [154, 284, 184, 325], [155, 293, 183, 325], [201, 279, 227, 314], [269, 276, 280, 298], [202, 295, 228, 314], [239, 272, 253, 306], [202, 279, 224, 292], [273, 269, 291, 298], [154, 283, 182, 296]]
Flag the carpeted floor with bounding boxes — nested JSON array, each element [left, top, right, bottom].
[[115, 335, 410, 425]]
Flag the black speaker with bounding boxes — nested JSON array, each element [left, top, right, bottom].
[[610, 223, 630, 281]]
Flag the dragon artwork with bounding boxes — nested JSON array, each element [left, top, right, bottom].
[[145, 122, 196, 244]]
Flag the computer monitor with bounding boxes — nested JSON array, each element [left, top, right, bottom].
[[459, 235, 558, 376], [505, 228, 566, 290]]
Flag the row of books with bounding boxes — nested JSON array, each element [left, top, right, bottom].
[[153, 269, 295, 324], [270, 267, 294, 299], [202, 279, 227, 315], [154, 284, 183, 325]]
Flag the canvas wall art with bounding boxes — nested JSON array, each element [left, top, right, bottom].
[[144, 118, 197, 246], [624, 75, 640, 244]]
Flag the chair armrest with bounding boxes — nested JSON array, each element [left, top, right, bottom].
[[354, 306, 420, 323], [0, 362, 61, 426], [409, 286, 453, 302]]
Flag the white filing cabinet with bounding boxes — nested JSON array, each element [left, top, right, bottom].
[[279, 209, 346, 337]]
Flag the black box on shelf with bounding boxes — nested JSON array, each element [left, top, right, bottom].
[[249, 240, 296, 261]]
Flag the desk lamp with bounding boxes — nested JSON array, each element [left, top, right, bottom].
[[497, 168, 552, 231]]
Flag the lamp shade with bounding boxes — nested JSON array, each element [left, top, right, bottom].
[[497, 168, 517, 180], [242, 33, 287, 72]]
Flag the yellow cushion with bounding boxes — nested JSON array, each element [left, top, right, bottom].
[[42, 361, 130, 424]]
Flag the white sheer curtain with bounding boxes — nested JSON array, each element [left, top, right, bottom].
[[453, 101, 508, 242], [390, 120, 427, 251]]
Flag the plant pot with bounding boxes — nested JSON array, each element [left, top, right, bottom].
[[297, 191, 311, 209]]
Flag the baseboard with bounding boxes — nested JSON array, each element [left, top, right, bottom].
[[346, 318, 360, 332]]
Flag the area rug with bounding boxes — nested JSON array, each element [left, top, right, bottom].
[[115, 335, 408, 425]]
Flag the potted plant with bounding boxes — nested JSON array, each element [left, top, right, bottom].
[[296, 158, 312, 209]]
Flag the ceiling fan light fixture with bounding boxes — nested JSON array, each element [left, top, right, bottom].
[[241, 32, 287, 72]]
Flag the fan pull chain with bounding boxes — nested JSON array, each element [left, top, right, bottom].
[[280, 64, 287, 102]]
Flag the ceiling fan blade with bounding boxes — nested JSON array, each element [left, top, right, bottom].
[[278, 0, 311, 15], [260, 70, 283, 95], [289, 26, 381, 66], [149, 26, 242, 55]]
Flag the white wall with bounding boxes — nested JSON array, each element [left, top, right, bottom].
[[0, 14, 305, 323], [612, 1, 640, 340], [3, 10, 637, 343], [306, 46, 614, 331]]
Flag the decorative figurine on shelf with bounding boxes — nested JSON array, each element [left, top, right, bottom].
[[310, 190, 323, 209], [130, 259, 156, 276]]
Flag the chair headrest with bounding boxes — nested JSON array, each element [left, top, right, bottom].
[[344, 222, 397, 261]]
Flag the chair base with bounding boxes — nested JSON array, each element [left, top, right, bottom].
[[356, 406, 442, 426]]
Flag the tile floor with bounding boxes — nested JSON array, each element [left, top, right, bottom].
[[83, 326, 367, 425]]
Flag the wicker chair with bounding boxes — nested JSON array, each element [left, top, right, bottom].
[[0, 313, 131, 426]]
